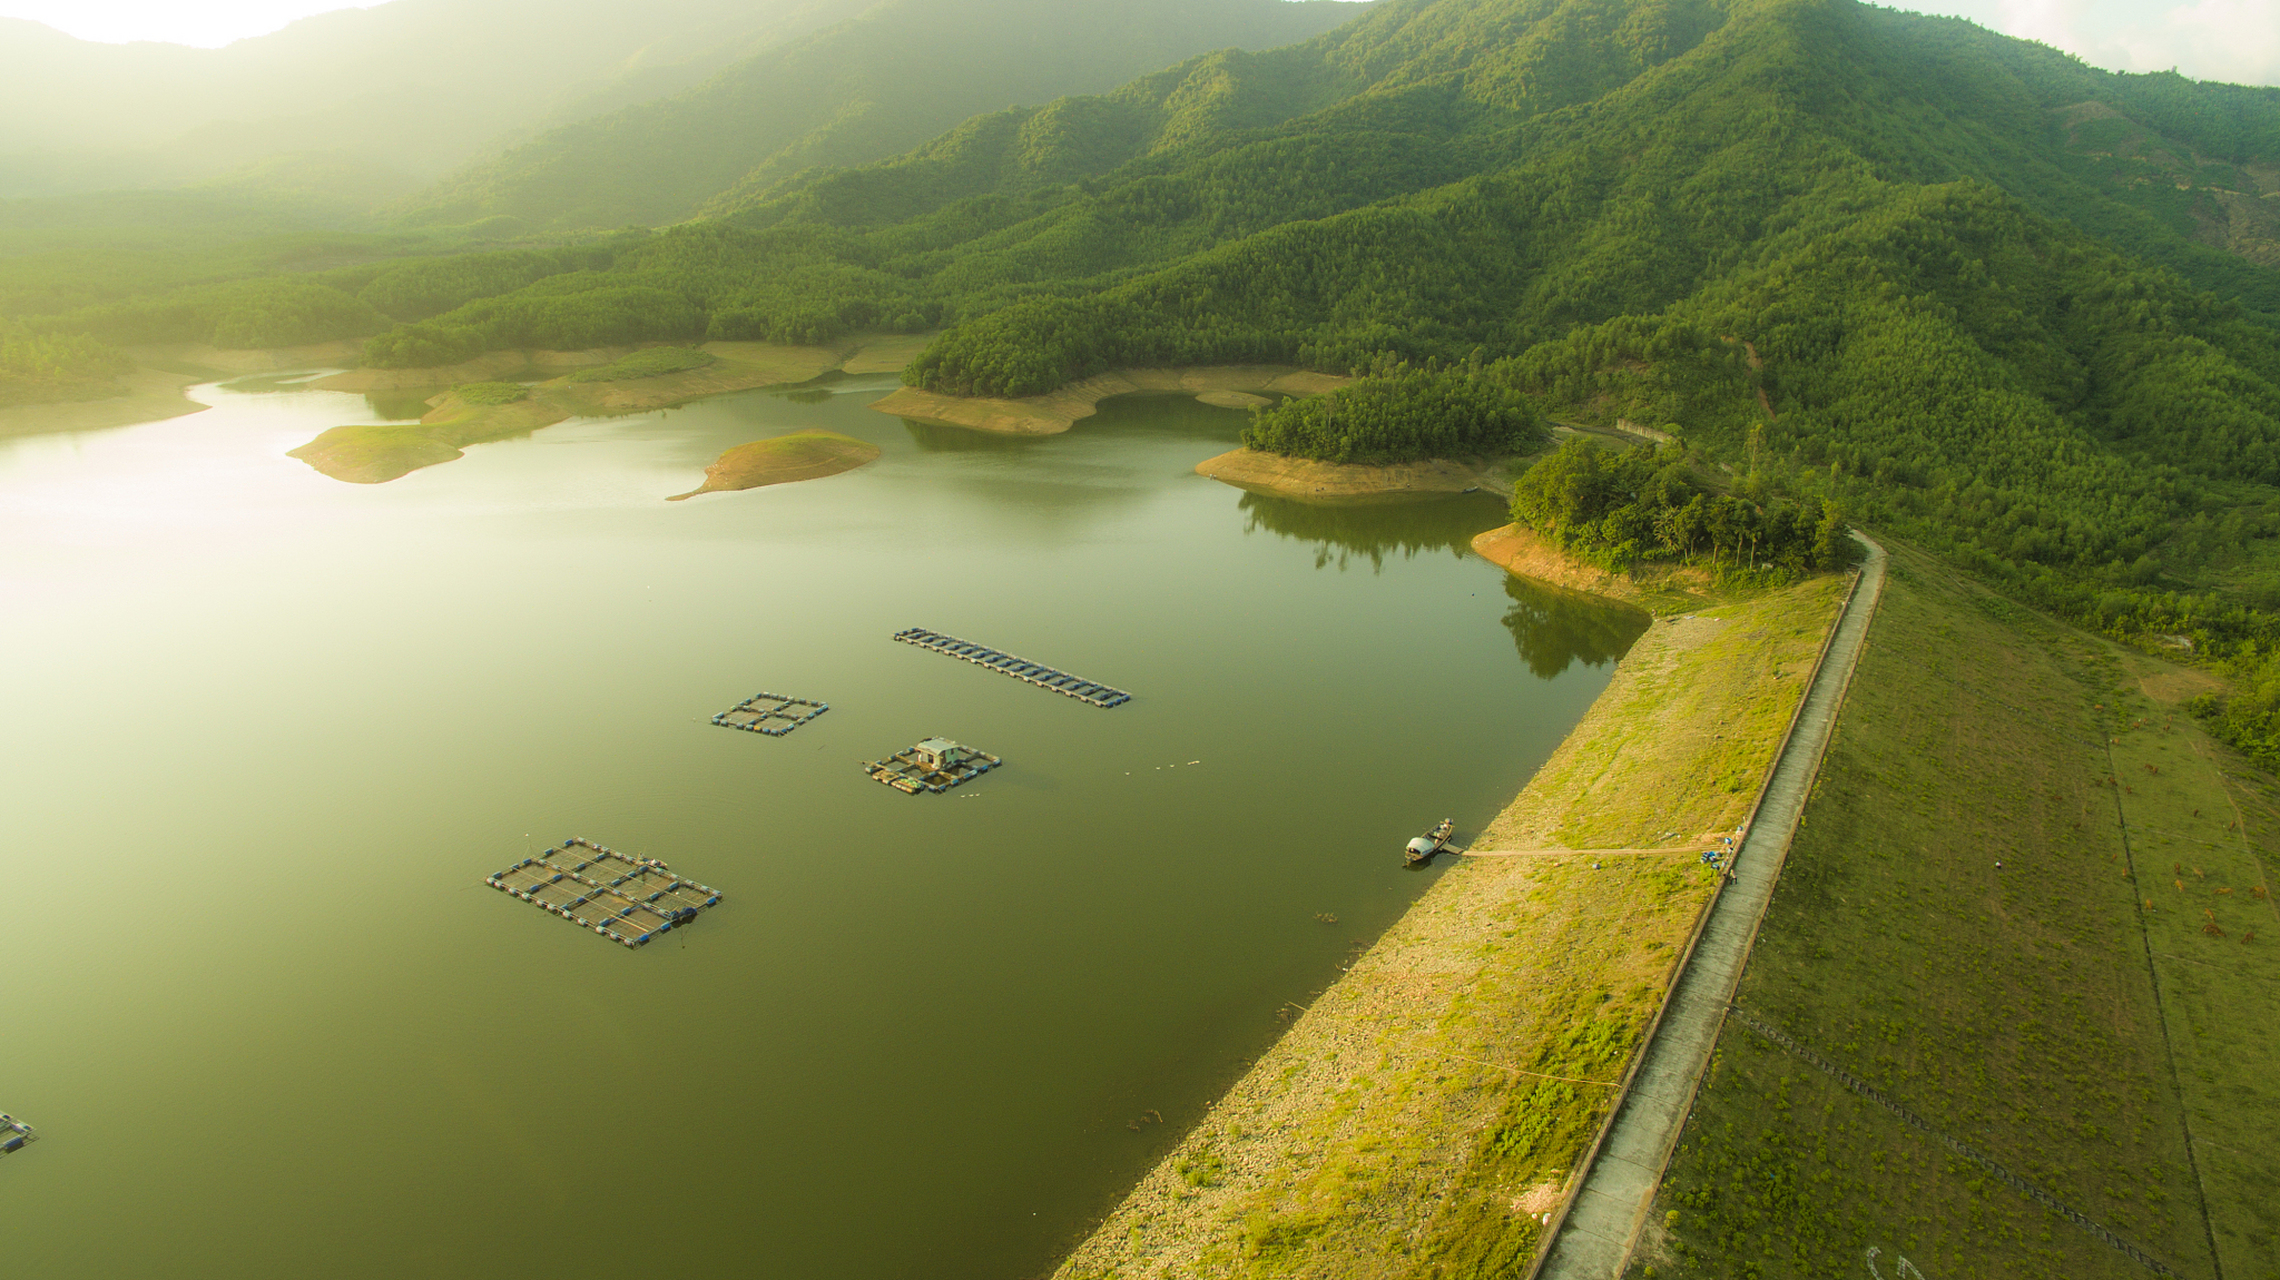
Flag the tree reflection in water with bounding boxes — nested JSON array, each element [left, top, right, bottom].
[[1500, 573, 1650, 679], [1236, 490, 1508, 571], [1236, 489, 1649, 677]]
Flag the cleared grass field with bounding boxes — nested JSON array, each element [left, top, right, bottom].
[[1647, 543, 2279, 1280], [2106, 655, 2280, 1278], [1057, 572, 1851, 1280]]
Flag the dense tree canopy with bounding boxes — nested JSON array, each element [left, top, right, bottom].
[[1511, 438, 1853, 580], [0, 320, 127, 407], [1241, 360, 1547, 463]]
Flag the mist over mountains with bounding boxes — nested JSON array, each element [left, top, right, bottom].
[[0, 0, 1367, 214], [8, 0, 2280, 708], [391, 0, 1369, 232]]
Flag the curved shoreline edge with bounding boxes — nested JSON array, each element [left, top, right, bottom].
[[286, 334, 932, 484], [1054, 539, 1862, 1280], [869, 365, 1350, 435], [0, 368, 209, 439], [5, 340, 372, 440]]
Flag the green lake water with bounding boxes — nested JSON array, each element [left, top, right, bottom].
[[0, 375, 1646, 1277]]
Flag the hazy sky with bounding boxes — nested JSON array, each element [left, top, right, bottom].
[[0, 0, 388, 47], [1920, 0, 2280, 87], [0, 0, 2272, 85]]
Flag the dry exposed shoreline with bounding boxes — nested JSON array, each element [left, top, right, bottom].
[[869, 365, 1349, 435], [0, 368, 206, 439], [1469, 523, 1741, 618], [0, 339, 374, 439]]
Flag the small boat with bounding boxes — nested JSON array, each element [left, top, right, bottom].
[[1405, 819, 1456, 865], [1, 1114, 38, 1155]]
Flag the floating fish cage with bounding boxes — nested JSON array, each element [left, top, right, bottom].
[[711, 691, 828, 737], [892, 628, 1130, 708], [863, 739, 1002, 794], [487, 838, 721, 949], [0, 1114, 35, 1156]]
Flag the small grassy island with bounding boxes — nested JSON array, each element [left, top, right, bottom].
[[666, 429, 880, 500]]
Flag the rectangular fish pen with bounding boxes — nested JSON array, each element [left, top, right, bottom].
[[711, 691, 828, 736], [892, 628, 1130, 708], [487, 838, 721, 949], [863, 737, 1001, 794], [1, 1114, 35, 1155]]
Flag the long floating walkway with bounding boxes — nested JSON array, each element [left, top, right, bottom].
[[1535, 536, 1886, 1280], [488, 838, 721, 950], [893, 628, 1130, 708]]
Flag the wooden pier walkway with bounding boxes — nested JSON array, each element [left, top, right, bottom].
[[892, 628, 1130, 707], [488, 838, 721, 949]]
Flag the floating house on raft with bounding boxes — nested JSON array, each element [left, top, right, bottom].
[[911, 737, 971, 770], [864, 737, 1001, 794]]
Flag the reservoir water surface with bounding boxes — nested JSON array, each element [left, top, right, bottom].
[[0, 375, 1646, 1278]]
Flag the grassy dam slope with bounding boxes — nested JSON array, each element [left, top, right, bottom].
[[1647, 543, 2280, 1280], [1057, 564, 1856, 1279]]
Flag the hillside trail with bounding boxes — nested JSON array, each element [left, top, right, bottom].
[[1534, 533, 1886, 1280]]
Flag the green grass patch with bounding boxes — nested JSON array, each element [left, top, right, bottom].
[[1485, 573, 1851, 852], [452, 380, 528, 405], [2103, 659, 2280, 1276], [1646, 542, 2271, 1279], [563, 345, 715, 383]]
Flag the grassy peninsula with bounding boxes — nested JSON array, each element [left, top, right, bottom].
[[1195, 450, 1508, 503], [666, 430, 881, 500], [1190, 362, 1549, 500], [1060, 563, 1853, 1279]]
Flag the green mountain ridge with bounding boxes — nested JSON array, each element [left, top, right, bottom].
[[388, 0, 1373, 232], [310, 0, 2280, 757], [23, 0, 2280, 767]]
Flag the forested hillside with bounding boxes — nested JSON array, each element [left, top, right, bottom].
[[0, 320, 126, 408], [390, 0, 1371, 232], [24, 0, 2280, 760]]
